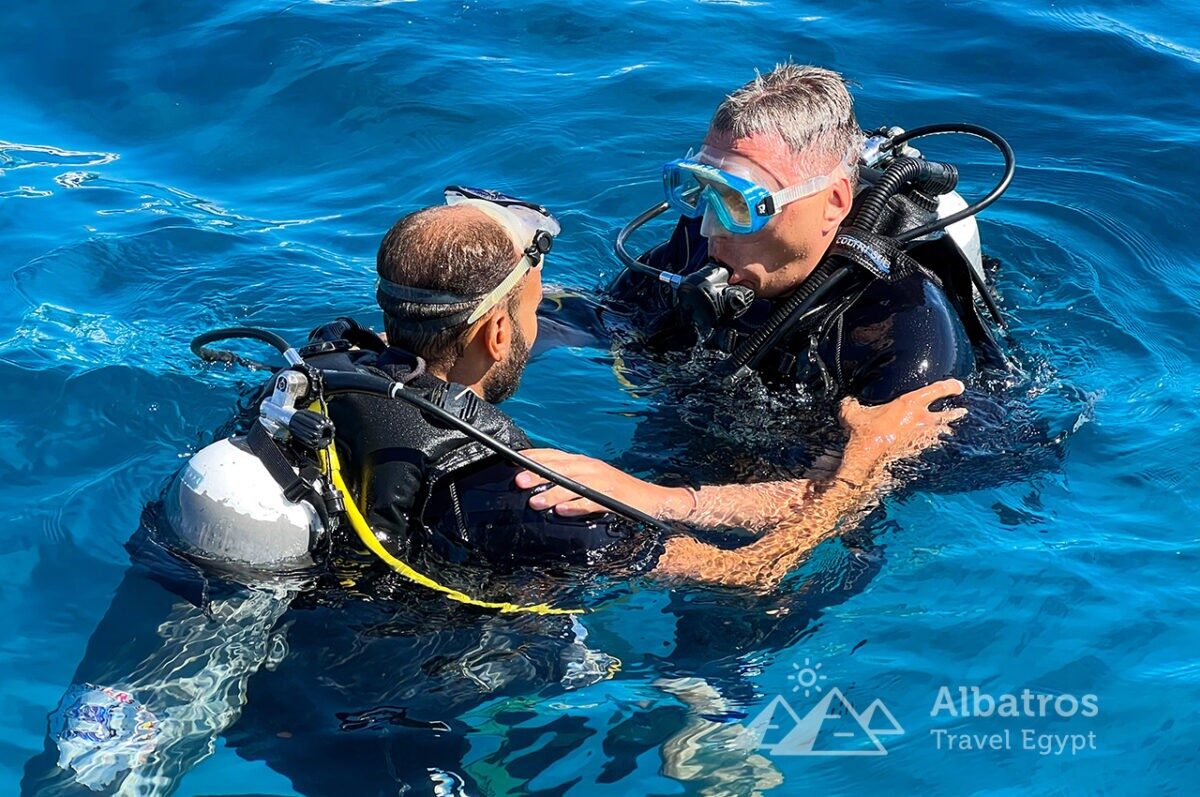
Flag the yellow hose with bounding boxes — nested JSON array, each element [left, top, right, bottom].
[[314, 405, 580, 616]]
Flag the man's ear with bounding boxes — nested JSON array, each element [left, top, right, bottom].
[[471, 308, 511, 365], [822, 176, 854, 234]]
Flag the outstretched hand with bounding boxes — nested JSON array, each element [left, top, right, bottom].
[[838, 378, 967, 482], [515, 450, 693, 519], [515, 379, 967, 522]]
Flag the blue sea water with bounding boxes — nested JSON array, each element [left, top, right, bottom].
[[3, 0, 1199, 794]]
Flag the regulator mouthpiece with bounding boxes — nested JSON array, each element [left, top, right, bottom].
[[676, 261, 755, 340]]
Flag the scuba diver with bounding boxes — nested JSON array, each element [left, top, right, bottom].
[[518, 62, 1013, 519]]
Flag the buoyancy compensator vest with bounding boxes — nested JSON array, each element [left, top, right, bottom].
[[171, 319, 669, 614]]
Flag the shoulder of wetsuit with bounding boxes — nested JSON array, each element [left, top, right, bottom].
[[421, 457, 635, 569], [906, 235, 1007, 368], [439, 379, 529, 445], [878, 191, 941, 240], [857, 183, 1006, 366], [825, 267, 976, 405]]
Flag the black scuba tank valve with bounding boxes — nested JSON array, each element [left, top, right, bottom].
[[287, 409, 336, 451]]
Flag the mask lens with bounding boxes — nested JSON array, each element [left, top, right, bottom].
[[699, 177, 752, 227], [667, 167, 706, 213]]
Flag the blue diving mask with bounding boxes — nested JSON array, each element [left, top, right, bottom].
[[662, 146, 850, 235]]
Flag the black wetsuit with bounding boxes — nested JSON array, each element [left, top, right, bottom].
[[610, 205, 1000, 405], [303, 320, 641, 570]]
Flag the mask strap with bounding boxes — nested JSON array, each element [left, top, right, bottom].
[[465, 255, 534, 325], [766, 150, 854, 213], [447, 199, 541, 325]]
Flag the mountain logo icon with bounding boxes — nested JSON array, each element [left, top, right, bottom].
[[746, 686, 904, 756]]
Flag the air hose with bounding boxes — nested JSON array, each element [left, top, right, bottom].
[[722, 122, 1015, 374], [190, 327, 302, 371], [317, 371, 675, 534], [886, 123, 1015, 244], [614, 201, 682, 287]]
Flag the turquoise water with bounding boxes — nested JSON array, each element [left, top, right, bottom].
[[3, 0, 1199, 794]]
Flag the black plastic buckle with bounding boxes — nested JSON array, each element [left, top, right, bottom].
[[298, 339, 352, 359], [283, 464, 322, 504]]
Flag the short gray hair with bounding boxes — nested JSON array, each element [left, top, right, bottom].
[[710, 63, 862, 181]]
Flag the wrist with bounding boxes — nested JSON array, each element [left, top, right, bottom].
[[657, 486, 698, 522], [836, 441, 884, 487]]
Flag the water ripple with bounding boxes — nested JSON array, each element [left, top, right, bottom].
[[1031, 7, 1200, 66], [0, 141, 118, 173]]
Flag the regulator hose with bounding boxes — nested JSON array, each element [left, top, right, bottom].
[[319, 371, 676, 535], [614, 201, 682, 288], [852, 156, 959, 236], [886, 123, 1015, 244], [719, 258, 850, 377], [723, 122, 1015, 372], [190, 327, 300, 371]]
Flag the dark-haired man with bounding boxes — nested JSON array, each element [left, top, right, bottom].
[[310, 188, 626, 569]]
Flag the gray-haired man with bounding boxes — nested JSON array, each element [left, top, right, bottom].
[[616, 62, 993, 404], [518, 64, 995, 552]]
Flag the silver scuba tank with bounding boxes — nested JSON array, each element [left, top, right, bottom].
[[165, 370, 328, 569]]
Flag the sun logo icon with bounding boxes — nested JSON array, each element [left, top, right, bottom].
[[787, 657, 827, 698]]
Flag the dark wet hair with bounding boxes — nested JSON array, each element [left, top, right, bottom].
[[376, 205, 521, 369]]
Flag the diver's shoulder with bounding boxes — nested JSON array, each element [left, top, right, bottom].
[[848, 260, 946, 308]]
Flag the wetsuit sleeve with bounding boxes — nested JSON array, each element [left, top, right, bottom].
[[835, 274, 976, 405], [422, 458, 636, 567]]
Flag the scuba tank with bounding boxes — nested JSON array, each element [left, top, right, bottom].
[[167, 352, 339, 570]]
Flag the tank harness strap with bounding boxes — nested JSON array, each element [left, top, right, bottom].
[[310, 400, 581, 617], [831, 227, 920, 282], [246, 422, 322, 506]]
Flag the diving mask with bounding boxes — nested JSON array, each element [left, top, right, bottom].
[[662, 146, 850, 235]]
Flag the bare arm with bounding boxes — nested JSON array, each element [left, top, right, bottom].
[[516, 380, 966, 589], [649, 450, 891, 589]]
